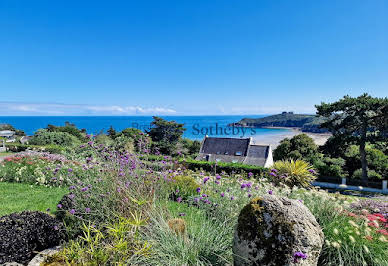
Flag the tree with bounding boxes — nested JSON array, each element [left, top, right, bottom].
[[316, 93, 388, 183], [273, 134, 319, 163], [147, 117, 186, 155], [107, 126, 117, 139]]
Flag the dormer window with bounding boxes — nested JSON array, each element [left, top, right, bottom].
[[235, 151, 242, 156]]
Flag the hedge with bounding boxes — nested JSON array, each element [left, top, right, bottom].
[[179, 159, 267, 176]]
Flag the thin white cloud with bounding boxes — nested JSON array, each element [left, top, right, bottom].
[[0, 102, 176, 115]]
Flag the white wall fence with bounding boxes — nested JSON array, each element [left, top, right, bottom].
[[312, 179, 388, 195]]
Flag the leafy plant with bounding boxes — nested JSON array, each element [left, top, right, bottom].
[[270, 159, 317, 188]]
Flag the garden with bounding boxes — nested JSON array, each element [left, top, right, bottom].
[[1, 135, 387, 265], [0, 94, 387, 265]]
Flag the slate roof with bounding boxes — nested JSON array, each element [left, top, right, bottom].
[[200, 137, 250, 156], [196, 137, 271, 167], [243, 145, 270, 166]]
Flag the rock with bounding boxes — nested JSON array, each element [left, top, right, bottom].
[[0, 211, 64, 265], [233, 196, 324, 266], [27, 246, 62, 266]]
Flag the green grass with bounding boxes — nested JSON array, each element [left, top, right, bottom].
[[0, 182, 68, 216], [0, 152, 12, 156]]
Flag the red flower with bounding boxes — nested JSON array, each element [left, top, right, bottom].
[[377, 229, 388, 236], [368, 222, 379, 228]]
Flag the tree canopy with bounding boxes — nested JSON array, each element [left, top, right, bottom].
[[316, 93, 388, 181], [148, 116, 186, 155]]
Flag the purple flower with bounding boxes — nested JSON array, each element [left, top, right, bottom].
[[231, 196, 235, 200], [269, 172, 277, 177], [248, 172, 253, 178], [68, 193, 75, 199], [179, 213, 186, 216], [271, 169, 278, 173], [68, 168, 73, 172], [85, 208, 91, 213], [81, 187, 88, 192], [196, 187, 201, 193], [202, 194, 207, 198], [214, 180, 220, 185], [308, 169, 316, 174], [194, 198, 199, 203], [53, 225, 58, 230], [241, 184, 246, 189], [268, 190, 273, 195], [57, 204, 63, 209], [220, 192, 225, 197], [69, 209, 76, 215], [298, 199, 303, 203], [69, 185, 75, 190], [293, 252, 308, 263], [177, 197, 182, 203], [175, 189, 180, 193], [203, 177, 210, 184], [247, 193, 252, 198], [216, 174, 221, 180]]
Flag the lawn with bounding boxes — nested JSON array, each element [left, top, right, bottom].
[[0, 182, 68, 216]]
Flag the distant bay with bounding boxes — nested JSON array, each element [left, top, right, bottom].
[[0, 115, 291, 140]]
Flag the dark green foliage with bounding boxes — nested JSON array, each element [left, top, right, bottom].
[[273, 134, 319, 163], [29, 129, 81, 147], [313, 157, 347, 178], [148, 116, 186, 155], [0, 211, 64, 264], [316, 93, 388, 181], [232, 113, 328, 133], [0, 123, 25, 136], [345, 145, 388, 179], [107, 125, 117, 139], [179, 138, 201, 156], [352, 169, 382, 180], [46, 123, 86, 141], [181, 159, 266, 176]]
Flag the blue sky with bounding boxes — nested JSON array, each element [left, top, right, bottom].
[[0, 0, 387, 115]]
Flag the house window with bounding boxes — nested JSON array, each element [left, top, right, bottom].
[[225, 152, 229, 155], [216, 151, 220, 155], [235, 151, 242, 156]]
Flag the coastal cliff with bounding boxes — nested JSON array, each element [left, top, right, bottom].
[[229, 113, 329, 133]]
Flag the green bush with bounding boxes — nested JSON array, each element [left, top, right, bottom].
[[181, 159, 266, 176], [29, 130, 81, 147], [270, 159, 317, 188], [167, 175, 200, 200], [314, 156, 347, 178], [273, 134, 319, 163], [352, 169, 382, 180]]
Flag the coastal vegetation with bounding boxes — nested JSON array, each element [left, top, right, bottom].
[[230, 112, 329, 133], [0, 94, 387, 265]]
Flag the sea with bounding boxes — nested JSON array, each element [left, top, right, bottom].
[[0, 116, 291, 140]]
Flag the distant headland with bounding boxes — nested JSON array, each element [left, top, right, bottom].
[[229, 112, 329, 133]]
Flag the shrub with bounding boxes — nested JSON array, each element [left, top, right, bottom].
[[273, 134, 319, 163], [167, 174, 200, 200], [5, 143, 65, 153], [352, 169, 382, 180], [181, 159, 266, 177], [270, 159, 317, 188], [314, 156, 347, 178], [29, 130, 81, 147], [0, 211, 64, 265]]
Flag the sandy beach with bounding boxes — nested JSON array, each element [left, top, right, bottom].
[[252, 127, 331, 148]]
